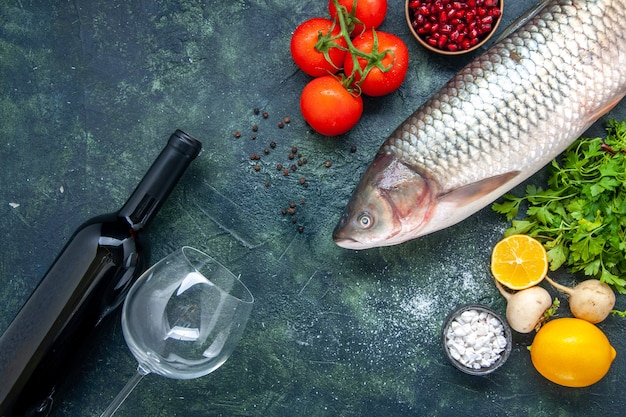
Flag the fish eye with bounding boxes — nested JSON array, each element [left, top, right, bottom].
[[357, 213, 373, 229]]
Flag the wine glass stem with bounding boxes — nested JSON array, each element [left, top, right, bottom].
[[100, 366, 150, 417]]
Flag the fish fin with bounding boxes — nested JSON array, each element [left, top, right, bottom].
[[493, 0, 550, 44], [438, 171, 520, 206], [588, 94, 626, 121]]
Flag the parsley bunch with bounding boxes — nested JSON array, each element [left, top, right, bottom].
[[492, 120, 626, 293]]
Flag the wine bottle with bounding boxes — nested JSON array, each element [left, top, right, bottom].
[[0, 130, 202, 416]]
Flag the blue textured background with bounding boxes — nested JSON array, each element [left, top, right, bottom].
[[1, 1, 625, 416]]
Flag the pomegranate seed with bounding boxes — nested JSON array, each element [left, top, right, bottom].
[[479, 23, 492, 34], [437, 34, 448, 49]]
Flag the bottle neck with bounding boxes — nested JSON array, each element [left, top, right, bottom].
[[119, 130, 202, 230]]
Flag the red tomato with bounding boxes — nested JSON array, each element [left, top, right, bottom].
[[290, 18, 348, 77], [300, 76, 363, 136], [329, 0, 387, 35], [344, 30, 409, 97]]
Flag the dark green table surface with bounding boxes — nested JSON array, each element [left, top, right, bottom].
[[2, 1, 625, 416]]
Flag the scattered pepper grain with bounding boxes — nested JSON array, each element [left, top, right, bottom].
[[254, 107, 260, 115], [270, 141, 276, 148], [284, 116, 291, 124], [298, 226, 304, 233], [278, 121, 284, 128], [233, 131, 241, 138], [263, 111, 269, 119], [351, 145, 357, 153], [253, 165, 261, 172], [283, 169, 289, 176], [288, 153, 295, 160], [252, 124, 258, 132], [325, 160, 332, 168]]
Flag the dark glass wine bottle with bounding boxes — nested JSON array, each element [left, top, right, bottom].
[[0, 130, 202, 417]]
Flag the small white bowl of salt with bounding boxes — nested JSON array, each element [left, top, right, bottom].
[[442, 304, 512, 375]]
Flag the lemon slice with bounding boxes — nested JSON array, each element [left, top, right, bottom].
[[490, 234, 548, 290]]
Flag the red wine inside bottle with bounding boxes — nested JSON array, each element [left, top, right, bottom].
[[0, 130, 202, 416]]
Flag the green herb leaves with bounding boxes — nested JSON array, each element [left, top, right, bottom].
[[492, 120, 626, 293]]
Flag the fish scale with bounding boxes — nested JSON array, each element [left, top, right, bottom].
[[333, 0, 626, 249]]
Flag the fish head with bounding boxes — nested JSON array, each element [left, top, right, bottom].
[[333, 152, 436, 249]]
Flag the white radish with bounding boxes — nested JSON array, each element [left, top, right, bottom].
[[494, 280, 552, 333], [545, 276, 615, 324]]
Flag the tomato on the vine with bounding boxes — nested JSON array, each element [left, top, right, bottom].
[[290, 18, 348, 77], [329, 0, 387, 35], [344, 30, 409, 96], [300, 75, 363, 136]]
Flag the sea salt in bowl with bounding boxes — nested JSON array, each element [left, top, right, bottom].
[[405, 0, 504, 55], [442, 304, 512, 375]]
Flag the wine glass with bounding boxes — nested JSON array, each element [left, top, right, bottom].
[[100, 246, 254, 417]]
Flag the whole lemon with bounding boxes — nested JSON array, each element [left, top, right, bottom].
[[530, 317, 616, 387]]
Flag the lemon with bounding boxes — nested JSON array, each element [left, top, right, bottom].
[[530, 317, 616, 387]]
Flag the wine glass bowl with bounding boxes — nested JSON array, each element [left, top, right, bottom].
[[101, 246, 253, 416]]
